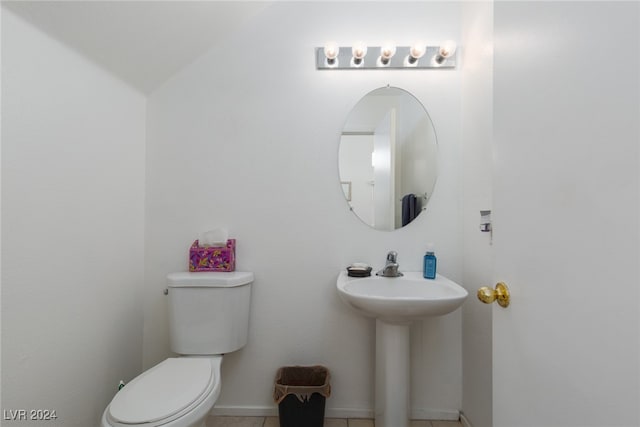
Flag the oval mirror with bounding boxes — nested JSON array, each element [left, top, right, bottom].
[[338, 86, 438, 230]]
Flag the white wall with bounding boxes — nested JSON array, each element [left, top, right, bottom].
[[1, 9, 146, 427], [460, 3, 494, 427], [145, 1, 464, 419]]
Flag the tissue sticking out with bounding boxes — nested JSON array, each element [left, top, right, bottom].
[[199, 228, 228, 247]]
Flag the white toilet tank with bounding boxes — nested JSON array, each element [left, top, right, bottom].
[[167, 271, 253, 355]]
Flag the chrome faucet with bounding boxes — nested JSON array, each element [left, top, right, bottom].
[[376, 251, 403, 277]]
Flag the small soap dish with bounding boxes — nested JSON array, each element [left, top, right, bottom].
[[346, 263, 372, 277]]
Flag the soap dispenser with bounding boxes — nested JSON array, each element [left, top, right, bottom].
[[423, 244, 437, 279]]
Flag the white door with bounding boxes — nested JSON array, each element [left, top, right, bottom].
[[491, 2, 639, 427], [373, 109, 396, 230]]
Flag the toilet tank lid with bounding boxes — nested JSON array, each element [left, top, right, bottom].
[[167, 271, 254, 288]]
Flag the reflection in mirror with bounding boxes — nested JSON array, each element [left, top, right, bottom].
[[338, 87, 438, 231]]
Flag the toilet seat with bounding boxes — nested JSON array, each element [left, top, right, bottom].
[[106, 356, 221, 427]]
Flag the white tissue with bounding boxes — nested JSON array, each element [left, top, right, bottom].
[[199, 228, 228, 247]]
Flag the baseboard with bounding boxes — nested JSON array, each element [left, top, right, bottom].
[[460, 412, 473, 427], [210, 406, 278, 417], [212, 405, 459, 421], [410, 408, 460, 421], [210, 405, 373, 419]]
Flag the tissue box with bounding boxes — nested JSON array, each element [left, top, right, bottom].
[[189, 239, 236, 272]]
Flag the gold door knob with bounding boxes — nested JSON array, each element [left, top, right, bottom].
[[477, 282, 510, 307]]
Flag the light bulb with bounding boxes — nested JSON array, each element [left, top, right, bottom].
[[439, 40, 457, 58], [352, 43, 367, 59], [379, 43, 396, 65], [436, 40, 457, 63], [324, 43, 339, 60], [324, 43, 339, 67], [352, 42, 367, 66], [407, 42, 426, 65]]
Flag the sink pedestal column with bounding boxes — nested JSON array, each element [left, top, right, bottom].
[[375, 319, 410, 427]]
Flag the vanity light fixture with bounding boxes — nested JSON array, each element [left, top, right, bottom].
[[315, 41, 457, 70]]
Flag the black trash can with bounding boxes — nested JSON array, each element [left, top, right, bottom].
[[273, 365, 331, 427]]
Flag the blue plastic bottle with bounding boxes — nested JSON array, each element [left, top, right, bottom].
[[423, 245, 437, 279]]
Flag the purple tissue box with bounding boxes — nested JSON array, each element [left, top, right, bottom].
[[189, 239, 236, 272]]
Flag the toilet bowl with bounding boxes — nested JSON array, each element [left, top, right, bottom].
[[101, 356, 222, 427], [101, 271, 253, 427]]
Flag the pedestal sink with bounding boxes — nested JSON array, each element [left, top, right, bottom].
[[336, 272, 468, 427]]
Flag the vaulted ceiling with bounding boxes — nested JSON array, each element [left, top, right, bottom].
[[4, 1, 270, 94]]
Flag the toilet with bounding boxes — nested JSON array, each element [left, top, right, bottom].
[[101, 271, 253, 427]]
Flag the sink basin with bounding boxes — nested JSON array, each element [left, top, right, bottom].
[[337, 271, 468, 323]]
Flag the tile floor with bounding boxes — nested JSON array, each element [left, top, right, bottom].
[[206, 416, 462, 427]]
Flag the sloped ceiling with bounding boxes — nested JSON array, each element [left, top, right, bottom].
[[4, 1, 271, 94]]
